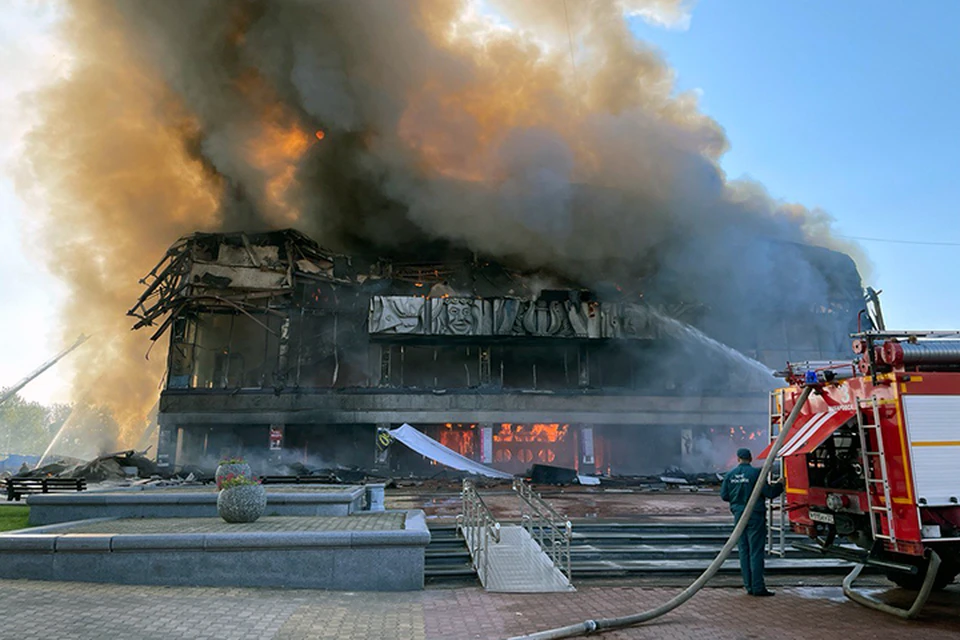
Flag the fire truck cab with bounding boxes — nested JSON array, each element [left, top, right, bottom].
[[763, 330, 960, 590]]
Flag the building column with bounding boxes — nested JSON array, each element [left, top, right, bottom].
[[156, 424, 178, 472], [579, 425, 596, 474], [578, 345, 590, 387], [479, 424, 494, 464], [269, 424, 285, 453], [374, 423, 392, 471], [680, 427, 694, 469]]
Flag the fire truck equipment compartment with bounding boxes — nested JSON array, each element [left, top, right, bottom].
[[756, 410, 856, 460], [901, 395, 960, 507]]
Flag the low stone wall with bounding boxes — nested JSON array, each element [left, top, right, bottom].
[[0, 511, 429, 591], [27, 485, 366, 525]]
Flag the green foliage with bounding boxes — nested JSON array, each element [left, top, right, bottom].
[[0, 392, 121, 458], [219, 457, 246, 465], [0, 393, 52, 455], [0, 506, 30, 532], [218, 474, 261, 491]]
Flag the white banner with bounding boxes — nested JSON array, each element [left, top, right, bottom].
[[388, 424, 512, 479]]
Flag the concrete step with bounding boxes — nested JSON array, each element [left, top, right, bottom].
[[572, 557, 856, 575], [568, 545, 824, 561]]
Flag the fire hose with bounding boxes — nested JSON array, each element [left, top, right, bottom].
[[508, 385, 815, 640], [842, 549, 941, 619]]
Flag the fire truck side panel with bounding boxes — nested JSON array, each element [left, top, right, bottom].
[[901, 394, 960, 507], [896, 373, 960, 543]]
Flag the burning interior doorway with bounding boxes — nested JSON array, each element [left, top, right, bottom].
[[492, 423, 575, 475]]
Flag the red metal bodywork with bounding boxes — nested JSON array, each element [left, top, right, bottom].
[[778, 371, 960, 557]]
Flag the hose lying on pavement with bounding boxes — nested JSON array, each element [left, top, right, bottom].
[[843, 549, 941, 619], [508, 385, 815, 640]]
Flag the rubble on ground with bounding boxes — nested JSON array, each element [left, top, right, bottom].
[[14, 450, 157, 482]]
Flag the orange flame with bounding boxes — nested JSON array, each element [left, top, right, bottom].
[[494, 423, 568, 443], [315, 130, 325, 141], [438, 423, 476, 457]]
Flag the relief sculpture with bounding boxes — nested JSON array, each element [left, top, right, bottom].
[[431, 298, 484, 335], [493, 299, 521, 335], [368, 296, 426, 334], [621, 303, 655, 338], [368, 295, 658, 339]]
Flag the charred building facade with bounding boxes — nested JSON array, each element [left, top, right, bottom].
[[131, 229, 864, 477]]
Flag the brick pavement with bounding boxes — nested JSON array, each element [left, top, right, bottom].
[[91, 485, 358, 494], [52, 513, 404, 534], [1, 579, 958, 639]]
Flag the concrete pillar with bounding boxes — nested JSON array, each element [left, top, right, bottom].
[[680, 427, 694, 468], [365, 483, 385, 512], [579, 425, 596, 474], [478, 347, 492, 386], [578, 345, 590, 387], [479, 424, 494, 464], [273, 313, 291, 391], [379, 345, 393, 386], [374, 423, 391, 471], [156, 424, 178, 472]]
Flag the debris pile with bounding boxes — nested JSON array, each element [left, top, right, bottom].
[[14, 450, 157, 482]]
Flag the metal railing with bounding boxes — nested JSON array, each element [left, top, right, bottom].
[[513, 478, 573, 582], [457, 479, 501, 586]]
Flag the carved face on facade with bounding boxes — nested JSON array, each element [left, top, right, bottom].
[[446, 299, 477, 335], [622, 305, 649, 337]]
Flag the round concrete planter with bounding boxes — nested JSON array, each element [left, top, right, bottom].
[[217, 484, 267, 523], [216, 462, 252, 487]]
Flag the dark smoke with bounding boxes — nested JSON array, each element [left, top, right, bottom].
[[18, 0, 867, 444]]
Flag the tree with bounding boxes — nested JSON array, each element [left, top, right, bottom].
[[0, 393, 52, 455], [0, 394, 122, 460]]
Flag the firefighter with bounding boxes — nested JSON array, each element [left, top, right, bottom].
[[720, 447, 784, 596]]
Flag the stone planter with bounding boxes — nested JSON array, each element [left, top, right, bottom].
[[217, 484, 267, 523], [216, 462, 252, 487]]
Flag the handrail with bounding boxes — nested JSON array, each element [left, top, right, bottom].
[[457, 479, 501, 586], [513, 478, 573, 582]]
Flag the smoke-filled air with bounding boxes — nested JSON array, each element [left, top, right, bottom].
[[17, 0, 866, 448]]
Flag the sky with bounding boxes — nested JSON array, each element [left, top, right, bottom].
[[0, 1, 69, 405], [628, 1, 960, 328], [1, 1, 959, 405]]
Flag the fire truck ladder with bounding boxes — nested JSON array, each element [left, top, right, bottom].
[[855, 396, 901, 552], [766, 388, 789, 557]]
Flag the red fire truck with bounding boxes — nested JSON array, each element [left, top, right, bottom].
[[762, 330, 960, 594]]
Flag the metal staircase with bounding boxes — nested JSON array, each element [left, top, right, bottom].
[[856, 396, 901, 552], [766, 389, 790, 557]]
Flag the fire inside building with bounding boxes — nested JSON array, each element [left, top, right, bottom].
[[129, 229, 864, 477]]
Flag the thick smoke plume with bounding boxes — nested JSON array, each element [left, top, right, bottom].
[[19, 0, 866, 445]]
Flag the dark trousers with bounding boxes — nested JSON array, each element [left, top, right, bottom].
[[732, 507, 767, 593]]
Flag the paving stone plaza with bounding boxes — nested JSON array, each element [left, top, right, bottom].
[[2, 487, 959, 638], [57, 513, 404, 534], [1, 579, 958, 639]]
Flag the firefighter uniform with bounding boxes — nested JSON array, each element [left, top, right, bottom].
[[720, 449, 784, 596]]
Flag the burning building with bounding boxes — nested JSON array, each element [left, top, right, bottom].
[[130, 228, 864, 476], [23, 2, 872, 469]]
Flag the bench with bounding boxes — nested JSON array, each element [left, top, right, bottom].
[[5, 477, 87, 501]]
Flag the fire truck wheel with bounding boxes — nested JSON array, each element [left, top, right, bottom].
[[885, 564, 958, 591]]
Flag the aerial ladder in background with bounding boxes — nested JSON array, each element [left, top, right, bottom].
[[0, 334, 88, 407]]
